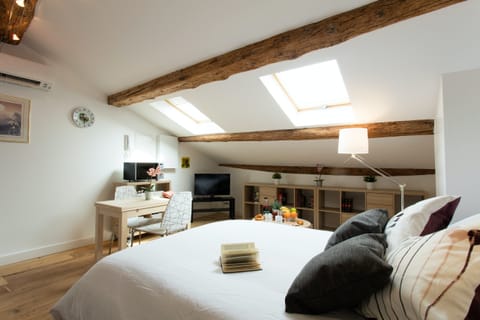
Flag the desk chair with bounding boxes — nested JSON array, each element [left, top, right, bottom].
[[134, 191, 192, 243], [109, 186, 162, 253]]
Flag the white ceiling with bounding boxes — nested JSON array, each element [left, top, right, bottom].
[[15, 0, 480, 169]]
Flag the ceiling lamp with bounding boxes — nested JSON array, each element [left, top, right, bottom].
[[0, 0, 39, 45]]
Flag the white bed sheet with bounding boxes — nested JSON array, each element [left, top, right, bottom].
[[51, 220, 365, 320]]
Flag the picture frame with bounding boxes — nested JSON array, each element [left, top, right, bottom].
[[0, 93, 31, 143]]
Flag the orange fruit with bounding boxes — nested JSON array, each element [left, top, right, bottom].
[[290, 211, 298, 219], [283, 211, 291, 219]]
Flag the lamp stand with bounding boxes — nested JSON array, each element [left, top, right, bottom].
[[351, 154, 406, 211]]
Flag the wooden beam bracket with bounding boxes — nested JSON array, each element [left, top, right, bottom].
[[219, 164, 435, 176], [179, 120, 434, 143]]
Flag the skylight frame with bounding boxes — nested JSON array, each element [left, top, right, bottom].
[[260, 59, 354, 127], [150, 97, 224, 135]]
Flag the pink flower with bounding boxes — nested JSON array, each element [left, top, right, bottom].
[[146, 166, 161, 178], [146, 166, 162, 191]]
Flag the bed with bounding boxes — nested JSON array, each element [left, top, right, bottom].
[[51, 195, 480, 320], [51, 220, 364, 320]]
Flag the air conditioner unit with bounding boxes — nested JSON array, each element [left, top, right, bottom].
[[0, 53, 54, 91]]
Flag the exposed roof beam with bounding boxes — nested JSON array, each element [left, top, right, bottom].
[[219, 164, 435, 176], [178, 120, 433, 143], [0, 0, 38, 45], [108, 0, 464, 107]]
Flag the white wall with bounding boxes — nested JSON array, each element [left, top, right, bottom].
[[168, 143, 221, 192], [435, 84, 447, 195], [0, 49, 207, 265], [440, 67, 480, 222]]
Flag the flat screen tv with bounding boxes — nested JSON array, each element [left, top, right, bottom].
[[194, 173, 230, 197]]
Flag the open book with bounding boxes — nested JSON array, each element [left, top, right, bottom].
[[220, 242, 262, 273]]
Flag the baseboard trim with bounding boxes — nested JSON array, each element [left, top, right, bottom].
[[0, 237, 94, 266]]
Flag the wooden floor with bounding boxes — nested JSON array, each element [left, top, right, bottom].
[[0, 213, 228, 320]]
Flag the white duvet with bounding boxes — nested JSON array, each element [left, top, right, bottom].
[[51, 220, 364, 320]]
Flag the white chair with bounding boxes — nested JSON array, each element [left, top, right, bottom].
[[109, 186, 162, 253], [134, 191, 192, 243]]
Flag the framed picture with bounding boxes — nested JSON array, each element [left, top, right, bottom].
[[0, 93, 31, 143]]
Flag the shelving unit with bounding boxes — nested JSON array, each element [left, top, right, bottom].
[[317, 187, 425, 230], [294, 187, 316, 227], [243, 183, 320, 228], [243, 183, 426, 230], [318, 187, 366, 229]]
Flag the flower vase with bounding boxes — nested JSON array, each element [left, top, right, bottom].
[[366, 182, 375, 190], [145, 191, 153, 200]]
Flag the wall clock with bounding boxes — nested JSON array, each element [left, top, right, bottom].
[[72, 107, 95, 128]]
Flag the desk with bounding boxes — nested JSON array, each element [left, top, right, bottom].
[[191, 196, 235, 222], [95, 198, 169, 260]]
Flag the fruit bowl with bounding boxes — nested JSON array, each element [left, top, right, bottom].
[[254, 213, 264, 221]]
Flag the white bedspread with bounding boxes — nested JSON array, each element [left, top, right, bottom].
[[51, 220, 365, 320]]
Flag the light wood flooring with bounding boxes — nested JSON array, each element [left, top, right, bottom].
[[0, 213, 229, 320]]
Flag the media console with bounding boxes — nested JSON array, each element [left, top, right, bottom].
[[191, 196, 235, 222]]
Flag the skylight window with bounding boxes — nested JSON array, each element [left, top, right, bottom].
[[260, 60, 353, 126], [150, 97, 224, 135]]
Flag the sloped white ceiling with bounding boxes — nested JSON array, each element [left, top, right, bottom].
[[19, 0, 479, 169]]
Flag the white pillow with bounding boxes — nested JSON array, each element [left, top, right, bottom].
[[359, 213, 480, 319], [384, 195, 460, 254], [449, 213, 480, 228]]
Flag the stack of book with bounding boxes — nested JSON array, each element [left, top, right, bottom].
[[220, 242, 262, 273]]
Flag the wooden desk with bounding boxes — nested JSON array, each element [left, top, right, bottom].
[[95, 198, 169, 260]]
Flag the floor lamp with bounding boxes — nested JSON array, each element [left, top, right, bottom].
[[337, 128, 406, 211]]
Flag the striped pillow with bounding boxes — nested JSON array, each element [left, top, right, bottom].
[[359, 214, 480, 320]]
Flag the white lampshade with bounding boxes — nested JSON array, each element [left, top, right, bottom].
[[338, 128, 369, 154]]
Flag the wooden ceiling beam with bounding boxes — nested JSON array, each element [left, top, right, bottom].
[[108, 0, 464, 107], [219, 164, 435, 176], [0, 0, 38, 45], [178, 119, 433, 143]]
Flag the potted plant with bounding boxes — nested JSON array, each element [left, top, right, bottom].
[[313, 175, 324, 187], [272, 172, 282, 185], [144, 165, 162, 199], [363, 175, 377, 190]]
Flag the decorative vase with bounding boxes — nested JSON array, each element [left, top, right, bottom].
[[145, 191, 153, 200], [314, 179, 324, 187], [273, 178, 280, 185], [366, 182, 374, 190]]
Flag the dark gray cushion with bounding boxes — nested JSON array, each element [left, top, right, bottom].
[[325, 208, 388, 250], [285, 233, 392, 314]]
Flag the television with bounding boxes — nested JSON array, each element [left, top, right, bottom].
[[123, 162, 159, 181], [194, 173, 230, 197]]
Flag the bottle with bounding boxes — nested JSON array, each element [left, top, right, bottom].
[[272, 199, 280, 218], [265, 212, 273, 222], [262, 197, 269, 214], [275, 213, 283, 223]]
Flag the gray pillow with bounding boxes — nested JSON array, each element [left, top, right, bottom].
[[325, 208, 388, 250], [285, 233, 392, 314]]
